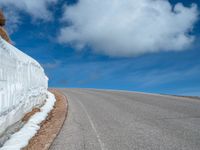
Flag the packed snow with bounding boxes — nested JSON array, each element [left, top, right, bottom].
[[0, 36, 51, 149], [0, 91, 56, 150]]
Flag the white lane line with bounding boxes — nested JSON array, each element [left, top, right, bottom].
[[77, 99, 107, 150]]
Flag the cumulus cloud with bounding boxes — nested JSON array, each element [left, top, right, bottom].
[[58, 0, 198, 56], [0, 0, 57, 20]]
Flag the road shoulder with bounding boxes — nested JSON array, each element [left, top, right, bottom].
[[23, 89, 68, 150]]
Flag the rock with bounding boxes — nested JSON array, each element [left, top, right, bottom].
[[0, 10, 11, 43], [0, 10, 6, 26]]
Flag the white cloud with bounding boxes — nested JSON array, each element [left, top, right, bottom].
[[3, 8, 21, 34], [0, 0, 57, 34], [58, 0, 198, 57], [0, 0, 57, 20], [42, 60, 61, 69]]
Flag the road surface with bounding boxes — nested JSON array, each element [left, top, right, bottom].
[[50, 89, 200, 150]]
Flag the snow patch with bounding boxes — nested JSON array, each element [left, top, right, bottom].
[[0, 37, 48, 136], [0, 91, 56, 150]]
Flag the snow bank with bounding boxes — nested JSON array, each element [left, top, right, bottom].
[[0, 37, 48, 136], [0, 91, 56, 150]]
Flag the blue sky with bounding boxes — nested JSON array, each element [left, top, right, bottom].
[[1, 0, 200, 96]]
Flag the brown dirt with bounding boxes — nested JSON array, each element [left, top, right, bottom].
[[0, 27, 11, 43], [22, 89, 68, 150], [22, 108, 40, 122]]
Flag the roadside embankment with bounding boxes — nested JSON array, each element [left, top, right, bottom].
[[0, 92, 56, 150], [23, 89, 68, 150]]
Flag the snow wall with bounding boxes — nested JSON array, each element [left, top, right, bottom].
[[0, 37, 48, 136]]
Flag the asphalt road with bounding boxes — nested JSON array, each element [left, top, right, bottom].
[[50, 89, 200, 150]]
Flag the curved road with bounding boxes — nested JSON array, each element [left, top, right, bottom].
[[50, 89, 200, 150]]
